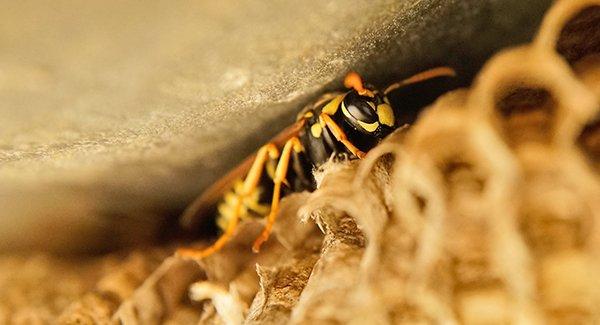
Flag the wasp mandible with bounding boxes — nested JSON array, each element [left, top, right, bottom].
[[177, 67, 457, 259]]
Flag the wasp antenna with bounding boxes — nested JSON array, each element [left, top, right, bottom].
[[345, 71, 367, 92], [344, 71, 374, 97], [383, 66, 457, 95]]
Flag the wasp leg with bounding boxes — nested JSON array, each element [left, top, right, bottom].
[[319, 113, 366, 158], [177, 143, 280, 260], [383, 66, 457, 95], [252, 137, 303, 253]]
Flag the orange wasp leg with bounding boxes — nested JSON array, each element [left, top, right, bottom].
[[383, 66, 456, 95], [319, 113, 366, 158], [180, 119, 307, 230], [177, 143, 280, 260], [252, 136, 303, 253]]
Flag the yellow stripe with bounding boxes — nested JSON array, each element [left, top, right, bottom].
[[341, 102, 352, 119], [357, 120, 379, 132]]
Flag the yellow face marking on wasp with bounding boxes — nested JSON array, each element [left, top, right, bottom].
[[310, 123, 323, 138], [377, 103, 395, 127], [357, 120, 379, 132], [341, 102, 352, 119], [322, 94, 345, 115], [303, 111, 314, 118]]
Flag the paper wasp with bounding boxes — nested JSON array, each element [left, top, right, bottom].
[[177, 67, 457, 259]]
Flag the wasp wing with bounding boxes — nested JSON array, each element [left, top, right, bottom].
[[180, 119, 305, 230]]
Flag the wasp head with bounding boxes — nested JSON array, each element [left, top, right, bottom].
[[342, 72, 396, 135]]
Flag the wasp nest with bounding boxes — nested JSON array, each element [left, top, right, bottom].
[[53, 0, 600, 323]]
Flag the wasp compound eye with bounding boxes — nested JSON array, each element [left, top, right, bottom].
[[342, 91, 380, 133]]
